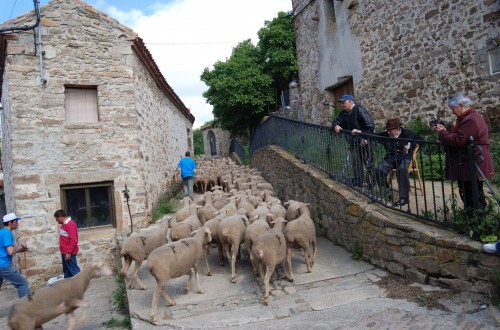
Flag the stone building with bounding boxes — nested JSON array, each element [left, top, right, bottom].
[[200, 123, 231, 157], [290, 0, 499, 130], [0, 0, 194, 285]]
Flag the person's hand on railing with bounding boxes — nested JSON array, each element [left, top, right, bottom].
[[404, 142, 411, 154], [334, 125, 343, 134]]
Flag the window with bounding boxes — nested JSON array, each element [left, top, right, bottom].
[[64, 87, 98, 122], [61, 182, 115, 229]]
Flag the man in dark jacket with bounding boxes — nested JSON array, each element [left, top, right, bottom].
[[374, 118, 423, 206], [331, 94, 375, 187]]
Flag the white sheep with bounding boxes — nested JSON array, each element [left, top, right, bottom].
[[8, 261, 112, 330], [284, 206, 317, 278], [244, 218, 270, 274], [217, 214, 249, 283], [175, 197, 193, 222], [284, 200, 311, 221], [198, 191, 217, 224], [120, 216, 172, 290], [170, 205, 202, 241], [252, 217, 292, 305], [147, 227, 212, 322]]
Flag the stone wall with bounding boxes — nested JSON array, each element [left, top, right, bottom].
[[251, 146, 499, 293], [291, 0, 499, 131], [201, 125, 231, 157], [0, 0, 192, 286]]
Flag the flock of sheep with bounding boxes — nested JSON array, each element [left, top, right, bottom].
[[120, 157, 318, 322]]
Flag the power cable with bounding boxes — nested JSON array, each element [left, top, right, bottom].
[[9, 0, 19, 20]]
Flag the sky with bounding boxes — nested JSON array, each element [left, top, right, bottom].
[[1, 0, 292, 128]]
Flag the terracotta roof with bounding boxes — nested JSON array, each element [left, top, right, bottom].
[[132, 37, 195, 124]]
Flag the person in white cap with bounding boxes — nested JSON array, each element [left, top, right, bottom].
[[0, 213, 30, 298]]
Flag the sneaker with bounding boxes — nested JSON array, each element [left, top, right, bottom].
[[483, 243, 498, 254]]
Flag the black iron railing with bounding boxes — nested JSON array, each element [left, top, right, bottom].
[[250, 115, 496, 235]]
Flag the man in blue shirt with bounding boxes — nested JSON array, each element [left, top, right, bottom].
[[0, 213, 30, 298], [178, 151, 197, 200]]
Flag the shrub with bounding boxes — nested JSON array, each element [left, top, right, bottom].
[[151, 199, 174, 223]]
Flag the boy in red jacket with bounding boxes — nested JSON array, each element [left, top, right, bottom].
[[54, 209, 80, 278]]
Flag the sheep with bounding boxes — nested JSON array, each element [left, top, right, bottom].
[[147, 227, 212, 322], [175, 197, 193, 222], [170, 205, 202, 241], [248, 203, 271, 223], [268, 200, 286, 222], [121, 216, 172, 290], [284, 206, 317, 278], [235, 195, 256, 216], [8, 261, 112, 330], [252, 217, 291, 305], [284, 200, 311, 221], [244, 218, 270, 274], [203, 217, 224, 275], [218, 214, 249, 283], [198, 191, 218, 224]]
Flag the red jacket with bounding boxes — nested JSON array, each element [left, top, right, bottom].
[[439, 108, 494, 181], [59, 218, 79, 255]]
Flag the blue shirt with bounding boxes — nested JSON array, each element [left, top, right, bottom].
[[178, 157, 196, 178], [0, 228, 14, 268]]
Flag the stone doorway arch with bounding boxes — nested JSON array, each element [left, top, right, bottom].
[[208, 130, 217, 156]]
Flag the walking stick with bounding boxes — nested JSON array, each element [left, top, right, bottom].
[[122, 184, 133, 234]]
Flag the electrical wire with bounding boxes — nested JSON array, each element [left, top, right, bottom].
[[9, 0, 19, 21]]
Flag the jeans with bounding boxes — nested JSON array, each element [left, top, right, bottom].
[[183, 176, 194, 200], [62, 254, 80, 278], [0, 265, 30, 298]]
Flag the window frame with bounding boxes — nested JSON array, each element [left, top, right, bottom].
[[60, 181, 116, 229], [64, 85, 99, 123]]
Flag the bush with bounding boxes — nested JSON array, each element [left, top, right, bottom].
[[151, 199, 174, 223]]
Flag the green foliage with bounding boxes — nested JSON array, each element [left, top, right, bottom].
[[437, 195, 500, 241], [105, 317, 131, 329], [490, 268, 500, 307], [489, 133, 500, 186], [406, 116, 435, 137], [257, 11, 298, 111], [201, 40, 274, 138], [193, 128, 204, 156], [151, 199, 174, 224], [112, 274, 129, 313], [352, 244, 363, 261]]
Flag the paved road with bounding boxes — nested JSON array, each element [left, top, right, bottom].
[[0, 236, 497, 329], [126, 237, 498, 329]]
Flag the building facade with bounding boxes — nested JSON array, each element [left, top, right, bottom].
[[0, 0, 194, 285], [200, 123, 231, 158], [291, 0, 499, 130]]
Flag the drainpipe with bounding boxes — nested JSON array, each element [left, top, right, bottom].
[[35, 0, 46, 85]]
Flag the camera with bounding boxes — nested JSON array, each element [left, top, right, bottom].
[[429, 119, 439, 127]]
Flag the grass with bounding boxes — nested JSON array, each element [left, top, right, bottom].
[[105, 274, 131, 329], [351, 244, 363, 261], [151, 199, 174, 223]]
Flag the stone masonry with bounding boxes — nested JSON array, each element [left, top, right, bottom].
[[201, 123, 231, 157], [0, 0, 194, 286], [251, 145, 500, 293], [291, 0, 499, 131]]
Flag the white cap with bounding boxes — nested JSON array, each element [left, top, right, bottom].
[[3, 213, 21, 223]]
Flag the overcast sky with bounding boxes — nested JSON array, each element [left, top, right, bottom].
[[1, 0, 292, 128]]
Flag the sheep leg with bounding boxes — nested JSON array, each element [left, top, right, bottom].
[[216, 242, 224, 266], [204, 245, 213, 276], [303, 245, 312, 273], [151, 282, 174, 322], [247, 244, 258, 275], [121, 257, 133, 289], [311, 239, 317, 267], [193, 264, 204, 294], [230, 242, 240, 283], [263, 264, 273, 305], [185, 268, 193, 293], [131, 260, 148, 290], [286, 246, 295, 282], [66, 298, 89, 327], [66, 311, 77, 330]]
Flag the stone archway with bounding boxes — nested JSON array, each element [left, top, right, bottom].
[[208, 130, 217, 156]]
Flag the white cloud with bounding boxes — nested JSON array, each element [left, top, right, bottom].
[[101, 0, 291, 129]]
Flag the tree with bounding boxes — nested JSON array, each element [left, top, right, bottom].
[[257, 11, 298, 111], [193, 128, 204, 156], [201, 40, 273, 138]]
